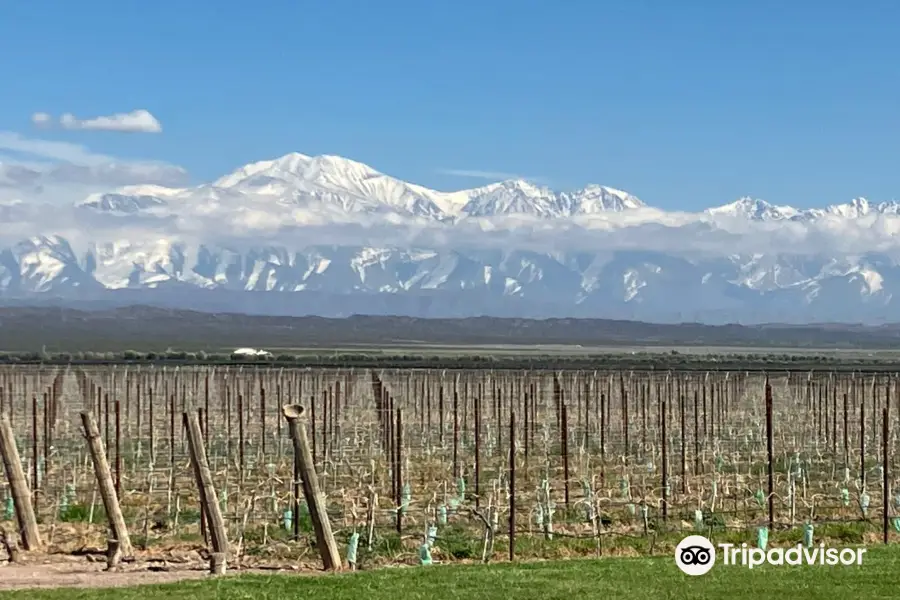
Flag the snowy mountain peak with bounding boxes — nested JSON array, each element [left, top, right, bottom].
[[809, 197, 900, 219], [461, 179, 559, 217], [491, 178, 547, 192], [706, 197, 798, 221], [212, 152, 326, 188], [569, 184, 645, 213], [581, 183, 635, 198], [827, 197, 871, 218], [9, 149, 900, 324], [66, 152, 900, 229], [77, 191, 169, 214]]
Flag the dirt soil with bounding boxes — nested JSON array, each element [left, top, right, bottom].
[[0, 554, 310, 591]]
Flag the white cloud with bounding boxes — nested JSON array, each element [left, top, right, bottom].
[[33, 109, 163, 133], [31, 113, 52, 128], [0, 131, 118, 165], [437, 168, 548, 183], [0, 138, 895, 272], [0, 131, 187, 205]]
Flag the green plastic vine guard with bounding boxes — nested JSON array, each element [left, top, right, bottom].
[[694, 510, 703, 529], [841, 488, 850, 506], [535, 504, 544, 527], [619, 477, 629, 497], [220, 489, 228, 513], [803, 522, 814, 548], [3, 496, 12, 520], [457, 477, 466, 500], [282, 509, 292, 530], [347, 532, 359, 565], [754, 489, 765, 507], [716, 455, 724, 471], [582, 480, 595, 522], [400, 483, 411, 515], [427, 525, 438, 547], [893, 518, 900, 533], [626, 503, 636, 516], [438, 505, 448, 525], [419, 542, 433, 565], [757, 527, 768, 551], [546, 501, 555, 532], [540, 477, 555, 535], [59, 483, 76, 517], [861, 493, 871, 515]]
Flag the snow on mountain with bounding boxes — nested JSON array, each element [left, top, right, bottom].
[[82, 154, 648, 222], [566, 184, 645, 214], [4, 151, 900, 324], [77, 192, 170, 214], [460, 180, 561, 217], [706, 197, 799, 221], [705, 196, 900, 224], [211, 153, 454, 221], [818, 197, 900, 219]]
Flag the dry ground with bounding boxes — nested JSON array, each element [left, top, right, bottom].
[[0, 553, 317, 591]]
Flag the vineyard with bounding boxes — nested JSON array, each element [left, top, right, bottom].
[[0, 364, 895, 574]]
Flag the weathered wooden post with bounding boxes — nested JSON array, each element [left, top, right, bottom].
[[765, 377, 775, 530], [282, 404, 342, 571], [883, 407, 890, 544], [80, 411, 134, 564], [0, 415, 40, 551], [508, 408, 516, 562], [0, 524, 20, 562], [184, 409, 229, 575]]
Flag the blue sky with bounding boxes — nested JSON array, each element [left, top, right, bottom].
[[2, 0, 899, 210]]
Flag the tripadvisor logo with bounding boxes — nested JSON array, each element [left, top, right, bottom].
[[675, 535, 867, 576], [675, 535, 716, 575]]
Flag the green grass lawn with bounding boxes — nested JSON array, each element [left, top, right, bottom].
[[2, 545, 897, 600]]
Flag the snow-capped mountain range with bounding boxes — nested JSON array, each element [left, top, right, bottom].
[[3, 151, 900, 324]]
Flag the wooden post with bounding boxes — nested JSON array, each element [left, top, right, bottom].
[[0, 415, 40, 551], [80, 411, 134, 560], [765, 378, 775, 530], [661, 398, 668, 523], [395, 408, 403, 535], [184, 410, 229, 575], [508, 409, 516, 562], [0, 524, 20, 562], [561, 402, 570, 508], [883, 407, 889, 544], [282, 404, 342, 571]]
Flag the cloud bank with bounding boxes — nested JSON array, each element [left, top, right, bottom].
[[0, 127, 897, 268], [0, 131, 187, 206], [31, 109, 162, 133], [2, 192, 899, 268]]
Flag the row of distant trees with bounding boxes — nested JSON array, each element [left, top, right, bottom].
[[0, 348, 888, 370]]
